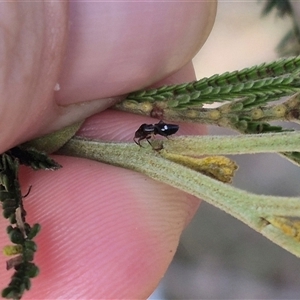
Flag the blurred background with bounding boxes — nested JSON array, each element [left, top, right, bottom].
[[151, 1, 300, 299]]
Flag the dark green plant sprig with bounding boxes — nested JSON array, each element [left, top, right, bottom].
[[2, 224, 40, 300], [0, 153, 42, 300], [261, 0, 292, 17], [6, 146, 62, 171], [115, 56, 300, 117], [0, 155, 24, 224], [276, 27, 300, 57], [261, 0, 300, 57]]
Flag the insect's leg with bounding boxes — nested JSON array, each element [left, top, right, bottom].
[[146, 136, 153, 146], [23, 185, 32, 198], [133, 137, 142, 147]]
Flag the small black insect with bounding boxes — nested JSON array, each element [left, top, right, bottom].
[[134, 120, 179, 146]]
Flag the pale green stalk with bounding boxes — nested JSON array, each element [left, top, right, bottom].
[[59, 135, 300, 257], [162, 131, 300, 155]]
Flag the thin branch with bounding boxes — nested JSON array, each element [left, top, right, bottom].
[[59, 135, 300, 258]]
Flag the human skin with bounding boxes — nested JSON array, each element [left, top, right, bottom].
[[0, 2, 217, 299]]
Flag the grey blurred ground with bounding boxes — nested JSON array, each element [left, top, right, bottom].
[[151, 2, 300, 300]]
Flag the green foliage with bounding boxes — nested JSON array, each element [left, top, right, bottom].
[[261, 0, 292, 17], [6, 146, 61, 170], [114, 56, 300, 165], [262, 0, 300, 57], [122, 56, 300, 107], [276, 28, 300, 57], [0, 149, 60, 299]]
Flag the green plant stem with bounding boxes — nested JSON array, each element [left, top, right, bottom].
[[162, 131, 300, 156], [113, 85, 300, 134], [59, 136, 300, 256], [144, 93, 300, 124], [59, 136, 300, 216]]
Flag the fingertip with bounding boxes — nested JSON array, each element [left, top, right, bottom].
[[2, 155, 199, 299]]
